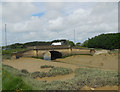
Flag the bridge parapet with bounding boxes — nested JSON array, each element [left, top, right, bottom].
[[27, 45, 71, 50]]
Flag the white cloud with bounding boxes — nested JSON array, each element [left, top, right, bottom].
[[2, 2, 118, 45], [2, 2, 37, 23], [48, 17, 63, 30], [3, 0, 119, 2]]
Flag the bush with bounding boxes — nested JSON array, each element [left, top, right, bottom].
[[21, 69, 29, 74], [48, 67, 73, 76], [31, 67, 73, 78], [41, 65, 54, 68], [31, 71, 41, 78]]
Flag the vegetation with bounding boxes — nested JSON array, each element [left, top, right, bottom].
[[31, 67, 73, 78], [2, 64, 118, 90], [76, 42, 81, 46], [31, 56, 43, 59], [21, 69, 29, 75], [74, 68, 118, 87], [81, 40, 88, 47], [2, 48, 27, 59], [2, 69, 32, 90], [2, 39, 75, 50], [41, 65, 54, 68], [82, 33, 120, 50], [23, 41, 51, 47], [29, 68, 118, 90]]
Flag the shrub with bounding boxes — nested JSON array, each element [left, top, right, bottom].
[[31, 67, 73, 78], [41, 65, 54, 68], [48, 67, 73, 76], [31, 71, 41, 78], [21, 69, 29, 74]]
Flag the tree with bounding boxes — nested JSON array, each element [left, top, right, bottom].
[[76, 42, 81, 46], [82, 40, 88, 47], [83, 33, 120, 50]]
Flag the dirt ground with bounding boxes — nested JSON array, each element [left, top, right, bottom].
[[2, 53, 118, 90], [2, 57, 78, 73], [56, 53, 118, 71], [81, 85, 118, 90], [2, 57, 77, 81]]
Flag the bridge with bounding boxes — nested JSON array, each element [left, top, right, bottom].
[[12, 45, 95, 60]]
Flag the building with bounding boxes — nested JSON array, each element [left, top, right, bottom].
[[51, 42, 62, 45]]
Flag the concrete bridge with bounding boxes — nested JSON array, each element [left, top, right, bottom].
[[12, 45, 95, 60]]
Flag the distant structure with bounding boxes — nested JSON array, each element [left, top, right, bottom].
[[51, 40, 66, 46], [51, 42, 62, 45]]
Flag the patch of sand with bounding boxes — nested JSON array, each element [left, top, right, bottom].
[[56, 54, 118, 71], [2, 57, 78, 73], [81, 85, 118, 90]]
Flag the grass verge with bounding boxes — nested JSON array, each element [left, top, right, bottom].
[[2, 68, 32, 90], [2, 48, 27, 59]]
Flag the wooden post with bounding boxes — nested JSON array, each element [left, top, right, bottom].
[[68, 45, 72, 56]]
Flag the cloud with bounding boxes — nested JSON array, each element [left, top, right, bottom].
[[2, 2, 37, 23], [2, 2, 118, 45]]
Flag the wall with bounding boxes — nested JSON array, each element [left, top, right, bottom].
[[12, 48, 92, 59], [71, 49, 90, 55]]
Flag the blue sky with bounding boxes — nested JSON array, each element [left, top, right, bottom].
[[32, 11, 45, 18], [1, 2, 118, 45]]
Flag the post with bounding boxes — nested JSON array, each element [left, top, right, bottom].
[[5, 24, 7, 47], [36, 49, 38, 57], [74, 29, 75, 44], [68, 45, 72, 56]]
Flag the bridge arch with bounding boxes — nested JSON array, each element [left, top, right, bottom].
[[49, 51, 62, 60]]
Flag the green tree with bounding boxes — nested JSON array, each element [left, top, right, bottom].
[[83, 33, 120, 50], [76, 42, 81, 46]]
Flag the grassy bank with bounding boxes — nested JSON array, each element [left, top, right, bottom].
[[2, 68, 32, 90], [2, 48, 27, 59]]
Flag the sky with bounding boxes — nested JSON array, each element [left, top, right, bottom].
[[1, 1, 118, 45]]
